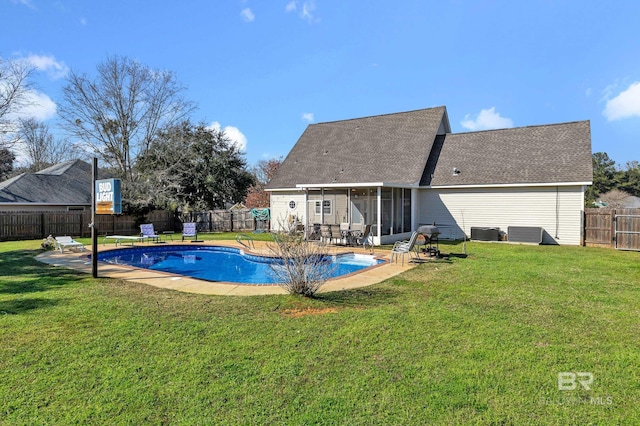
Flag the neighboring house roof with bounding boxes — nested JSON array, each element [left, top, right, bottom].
[[0, 159, 92, 205], [422, 120, 593, 186], [267, 107, 450, 189]]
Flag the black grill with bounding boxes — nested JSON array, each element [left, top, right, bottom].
[[416, 225, 440, 257]]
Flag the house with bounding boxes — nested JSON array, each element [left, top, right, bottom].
[[0, 159, 93, 212], [265, 106, 593, 245]]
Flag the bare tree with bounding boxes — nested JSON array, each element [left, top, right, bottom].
[[17, 117, 68, 170], [245, 157, 282, 208], [598, 189, 633, 208], [0, 57, 35, 148], [267, 230, 334, 297], [58, 55, 196, 181]]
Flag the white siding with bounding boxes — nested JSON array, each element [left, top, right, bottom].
[[418, 186, 585, 245], [269, 192, 307, 232], [307, 191, 348, 225]]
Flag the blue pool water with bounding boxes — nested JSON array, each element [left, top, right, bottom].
[[97, 245, 383, 285]]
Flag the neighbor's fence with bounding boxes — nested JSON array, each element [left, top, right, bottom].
[[584, 208, 640, 251], [0, 210, 174, 241], [179, 209, 268, 233], [0, 208, 270, 241]]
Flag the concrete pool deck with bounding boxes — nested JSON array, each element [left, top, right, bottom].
[[35, 240, 416, 296]]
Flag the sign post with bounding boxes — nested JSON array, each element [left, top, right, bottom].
[[91, 158, 98, 278], [91, 161, 122, 279]]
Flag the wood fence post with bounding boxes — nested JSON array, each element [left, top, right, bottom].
[[611, 209, 616, 249]]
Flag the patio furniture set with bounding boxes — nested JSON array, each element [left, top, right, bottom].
[[52, 223, 200, 253], [319, 223, 372, 249]]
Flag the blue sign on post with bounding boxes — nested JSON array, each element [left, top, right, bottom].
[[95, 179, 122, 214]]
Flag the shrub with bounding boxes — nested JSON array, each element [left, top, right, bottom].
[[267, 233, 334, 297]]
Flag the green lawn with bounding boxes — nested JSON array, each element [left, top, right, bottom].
[[1, 238, 639, 424]]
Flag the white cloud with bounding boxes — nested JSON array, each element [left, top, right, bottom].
[[24, 54, 69, 80], [301, 112, 314, 122], [603, 81, 640, 121], [585, 88, 592, 97], [19, 90, 57, 121], [207, 121, 248, 151], [286, 0, 318, 22], [240, 8, 255, 23], [460, 107, 514, 131], [285, 1, 297, 12], [301, 1, 316, 22], [11, 0, 35, 9]]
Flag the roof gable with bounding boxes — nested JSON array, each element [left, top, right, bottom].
[[421, 121, 593, 186], [267, 107, 448, 189]]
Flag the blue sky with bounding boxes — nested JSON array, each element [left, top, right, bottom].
[[3, 0, 640, 168]]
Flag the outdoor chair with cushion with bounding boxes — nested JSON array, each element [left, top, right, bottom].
[[182, 222, 198, 242], [320, 225, 332, 245], [355, 224, 373, 253], [390, 231, 421, 265], [140, 223, 161, 243], [54, 236, 85, 253]]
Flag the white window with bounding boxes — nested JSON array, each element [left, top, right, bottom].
[[315, 200, 332, 215], [288, 200, 297, 210]]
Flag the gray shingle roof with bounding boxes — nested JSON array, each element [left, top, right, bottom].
[[0, 159, 93, 205], [266, 107, 448, 189], [421, 120, 593, 186]]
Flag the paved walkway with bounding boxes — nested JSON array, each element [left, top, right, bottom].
[[35, 240, 415, 296]]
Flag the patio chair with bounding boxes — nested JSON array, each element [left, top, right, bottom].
[[390, 231, 421, 265], [54, 236, 85, 253], [330, 224, 341, 244], [320, 225, 332, 245], [340, 222, 351, 245], [140, 223, 160, 243], [355, 224, 373, 253], [182, 222, 198, 242]]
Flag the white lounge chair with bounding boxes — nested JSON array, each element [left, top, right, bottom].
[[390, 231, 421, 265], [54, 236, 85, 253]]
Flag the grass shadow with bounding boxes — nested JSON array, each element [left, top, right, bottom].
[[0, 297, 63, 315], [0, 250, 87, 295]]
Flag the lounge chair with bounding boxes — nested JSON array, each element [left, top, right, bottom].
[[182, 222, 198, 242], [390, 231, 421, 265], [140, 223, 160, 243], [54, 236, 85, 253]]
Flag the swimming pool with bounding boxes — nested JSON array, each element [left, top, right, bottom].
[[96, 245, 384, 285]]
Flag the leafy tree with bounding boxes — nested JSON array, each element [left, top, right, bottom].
[[586, 152, 620, 205], [0, 57, 34, 149], [58, 55, 195, 182], [245, 157, 282, 208], [619, 161, 640, 198], [136, 121, 255, 211], [0, 147, 15, 180]]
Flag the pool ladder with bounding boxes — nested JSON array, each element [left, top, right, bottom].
[[236, 233, 255, 250]]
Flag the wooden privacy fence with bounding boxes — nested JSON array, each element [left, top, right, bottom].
[[584, 208, 640, 251], [0, 210, 174, 241], [0, 209, 268, 241], [179, 209, 268, 233]]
